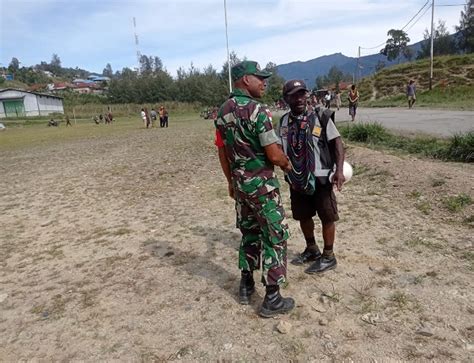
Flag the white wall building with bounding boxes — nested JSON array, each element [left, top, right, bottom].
[[0, 88, 64, 118]]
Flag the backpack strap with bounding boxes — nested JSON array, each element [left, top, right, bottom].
[[316, 108, 335, 130]]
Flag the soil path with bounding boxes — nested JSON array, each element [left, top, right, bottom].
[[340, 107, 474, 136], [0, 118, 473, 361]]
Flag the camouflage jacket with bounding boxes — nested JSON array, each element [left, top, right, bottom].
[[215, 89, 281, 197]]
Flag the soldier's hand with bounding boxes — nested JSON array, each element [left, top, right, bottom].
[[281, 158, 292, 173], [228, 183, 235, 199]]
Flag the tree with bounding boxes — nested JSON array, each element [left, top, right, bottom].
[[417, 20, 457, 59], [375, 60, 386, 72], [326, 66, 343, 89], [455, 0, 474, 53], [51, 53, 61, 68], [8, 57, 20, 72], [314, 75, 325, 90], [103, 63, 113, 77], [220, 51, 241, 79], [139, 55, 153, 74], [380, 29, 410, 62], [153, 56, 163, 72], [262, 61, 285, 104]]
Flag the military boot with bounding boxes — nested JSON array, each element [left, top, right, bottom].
[[259, 285, 295, 318], [239, 270, 255, 305]]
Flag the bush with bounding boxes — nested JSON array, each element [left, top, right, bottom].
[[445, 132, 474, 162], [340, 122, 390, 143], [340, 122, 473, 163]]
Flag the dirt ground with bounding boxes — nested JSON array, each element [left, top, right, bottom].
[[1, 116, 473, 361]]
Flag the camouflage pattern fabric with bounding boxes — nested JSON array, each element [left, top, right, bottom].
[[236, 189, 289, 286], [215, 88, 289, 286]]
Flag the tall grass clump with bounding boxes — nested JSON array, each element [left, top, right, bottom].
[[444, 132, 474, 163], [340, 122, 390, 143], [340, 123, 473, 163]]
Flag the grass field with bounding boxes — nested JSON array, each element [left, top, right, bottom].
[[1, 113, 473, 361]]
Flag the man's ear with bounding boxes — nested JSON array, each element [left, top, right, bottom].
[[242, 75, 250, 86]]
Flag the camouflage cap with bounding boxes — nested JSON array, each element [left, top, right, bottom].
[[231, 61, 272, 81], [283, 79, 308, 96]]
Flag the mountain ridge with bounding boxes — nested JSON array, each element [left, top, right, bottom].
[[276, 40, 425, 88]]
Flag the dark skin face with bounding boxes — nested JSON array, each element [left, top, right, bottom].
[[234, 74, 267, 98], [285, 89, 308, 115]]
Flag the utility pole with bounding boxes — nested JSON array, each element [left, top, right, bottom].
[[224, 0, 232, 93], [429, 0, 435, 90], [356, 46, 361, 83], [133, 17, 141, 74]]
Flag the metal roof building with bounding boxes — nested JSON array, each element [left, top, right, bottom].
[[0, 88, 64, 118]]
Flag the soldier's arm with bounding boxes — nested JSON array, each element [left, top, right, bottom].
[[264, 143, 291, 172], [215, 129, 234, 199], [256, 106, 291, 172]]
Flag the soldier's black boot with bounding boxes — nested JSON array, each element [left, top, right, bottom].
[[239, 270, 255, 305], [259, 285, 295, 318]]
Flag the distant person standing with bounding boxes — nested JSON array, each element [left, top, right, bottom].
[[406, 80, 416, 109], [335, 91, 341, 111], [348, 85, 360, 122], [140, 108, 147, 127], [150, 108, 158, 127], [324, 92, 331, 109], [144, 107, 151, 128], [65, 115, 72, 126], [159, 106, 169, 127]]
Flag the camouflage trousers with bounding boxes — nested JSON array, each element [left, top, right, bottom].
[[235, 188, 289, 286]]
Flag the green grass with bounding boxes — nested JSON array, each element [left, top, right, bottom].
[[0, 113, 203, 151], [442, 193, 472, 212], [340, 123, 474, 162], [357, 53, 474, 110]]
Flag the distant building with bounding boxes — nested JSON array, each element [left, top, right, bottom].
[[89, 76, 110, 83], [72, 82, 103, 94], [0, 88, 64, 118], [72, 78, 94, 85]]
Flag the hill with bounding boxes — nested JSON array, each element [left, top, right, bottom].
[[357, 53, 474, 109], [276, 39, 425, 88]]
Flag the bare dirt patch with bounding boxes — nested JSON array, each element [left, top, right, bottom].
[[1, 118, 473, 361]]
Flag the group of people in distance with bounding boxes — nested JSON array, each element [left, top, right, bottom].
[[93, 111, 114, 125], [214, 61, 346, 318], [140, 106, 168, 128]]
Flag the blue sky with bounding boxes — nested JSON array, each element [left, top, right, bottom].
[[0, 0, 465, 77]]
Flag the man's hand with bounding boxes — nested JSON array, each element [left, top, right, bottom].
[[332, 170, 345, 191], [228, 182, 235, 199], [280, 158, 292, 173]]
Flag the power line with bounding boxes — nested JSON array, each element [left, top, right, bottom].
[[405, 3, 432, 31], [402, 0, 431, 30], [360, 0, 431, 50]]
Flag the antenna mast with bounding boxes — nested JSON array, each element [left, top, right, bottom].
[[133, 17, 141, 72]]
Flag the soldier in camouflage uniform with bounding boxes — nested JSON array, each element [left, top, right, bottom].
[[214, 60, 295, 318]]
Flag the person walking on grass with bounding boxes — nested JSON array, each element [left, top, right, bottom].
[[407, 79, 416, 109], [214, 60, 295, 318], [276, 79, 345, 275], [348, 84, 359, 122]]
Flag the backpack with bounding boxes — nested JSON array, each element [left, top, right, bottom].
[[314, 108, 336, 185], [278, 108, 336, 192]]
